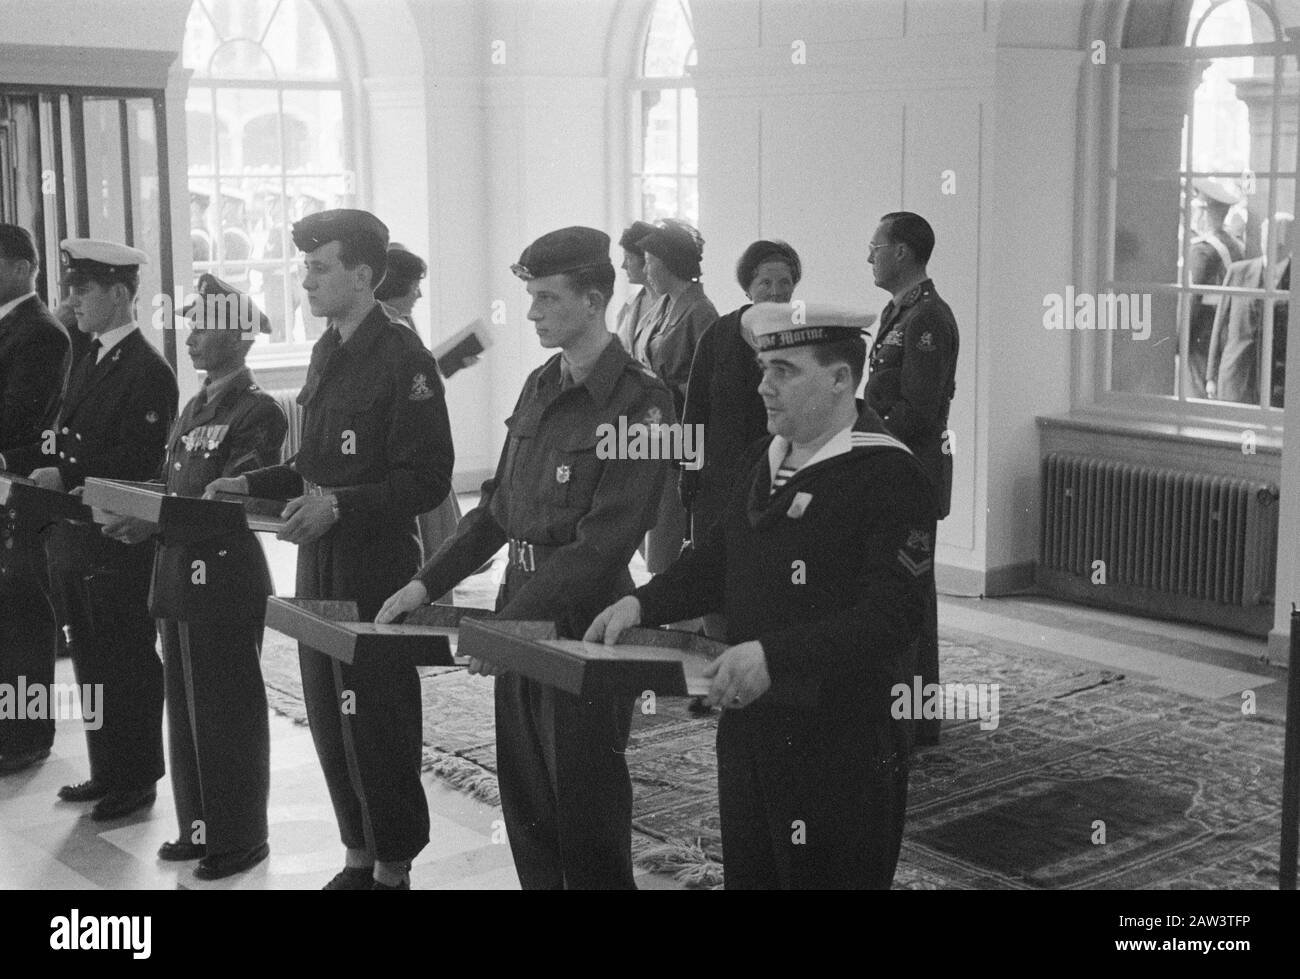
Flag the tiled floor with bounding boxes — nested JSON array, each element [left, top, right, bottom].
[[0, 501, 1289, 889]]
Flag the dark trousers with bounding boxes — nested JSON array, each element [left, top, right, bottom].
[[46, 526, 163, 789], [160, 618, 269, 855], [0, 567, 57, 755], [296, 529, 429, 863], [717, 708, 908, 889], [493, 565, 637, 889], [914, 517, 941, 745]]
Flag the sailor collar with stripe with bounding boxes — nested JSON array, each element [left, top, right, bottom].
[[750, 415, 911, 529]]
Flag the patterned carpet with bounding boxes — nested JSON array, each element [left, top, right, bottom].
[[255, 614, 1294, 890]]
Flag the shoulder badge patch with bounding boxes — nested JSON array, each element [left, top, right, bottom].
[[556, 465, 571, 484], [644, 404, 663, 427], [917, 331, 936, 352], [409, 372, 434, 401]]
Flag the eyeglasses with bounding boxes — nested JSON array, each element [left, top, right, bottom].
[[867, 241, 897, 256]]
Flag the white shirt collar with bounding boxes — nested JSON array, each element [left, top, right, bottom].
[[95, 322, 138, 361], [0, 292, 38, 325], [767, 423, 856, 486]]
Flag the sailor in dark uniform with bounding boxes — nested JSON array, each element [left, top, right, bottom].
[[862, 212, 959, 746], [588, 302, 933, 889], [205, 210, 454, 890], [377, 227, 675, 889], [101, 274, 286, 879], [2, 238, 178, 820], [0, 224, 71, 775]]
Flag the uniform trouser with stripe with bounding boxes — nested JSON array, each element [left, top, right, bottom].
[[160, 618, 269, 855], [295, 530, 430, 863], [493, 565, 637, 889], [0, 568, 57, 756], [717, 707, 909, 889], [914, 516, 941, 744]]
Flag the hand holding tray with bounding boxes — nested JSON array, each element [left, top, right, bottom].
[[213, 492, 291, 534], [82, 477, 247, 545]]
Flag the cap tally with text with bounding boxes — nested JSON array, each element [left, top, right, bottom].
[[61, 238, 149, 276], [291, 208, 389, 255], [1193, 178, 1242, 207], [741, 302, 877, 352], [512, 226, 612, 280], [183, 272, 271, 334]]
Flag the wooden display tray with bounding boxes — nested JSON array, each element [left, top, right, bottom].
[[264, 598, 493, 667], [213, 492, 290, 534], [82, 477, 249, 545], [0, 470, 93, 533], [457, 620, 726, 698]]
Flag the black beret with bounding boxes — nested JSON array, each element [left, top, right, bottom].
[[292, 208, 389, 257], [512, 226, 612, 280], [618, 220, 657, 254], [736, 239, 802, 292], [637, 221, 703, 281], [183, 272, 271, 334]]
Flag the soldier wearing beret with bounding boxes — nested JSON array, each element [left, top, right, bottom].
[[206, 209, 454, 890], [863, 212, 959, 746], [588, 303, 932, 889], [378, 226, 675, 889], [101, 274, 285, 880], [2, 238, 178, 820], [0, 224, 72, 775]]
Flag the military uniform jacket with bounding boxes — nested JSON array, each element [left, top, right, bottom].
[[863, 278, 959, 519], [1, 295, 71, 583], [149, 368, 287, 622], [244, 303, 452, 525], [634, 408, 934, 725], [415, 337, 675, 636], [3, 328, 177, 491]]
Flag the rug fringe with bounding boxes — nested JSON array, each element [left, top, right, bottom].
[[421, 749, 502, 807], [632, 836, 723, 889]]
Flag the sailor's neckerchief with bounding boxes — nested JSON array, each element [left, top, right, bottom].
[[747, 409, 912, 530]]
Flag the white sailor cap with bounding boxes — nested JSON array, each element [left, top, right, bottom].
[[60, 238, 149, 278], [1193, 178, 1242, 207], [741, 302, 876, 352]]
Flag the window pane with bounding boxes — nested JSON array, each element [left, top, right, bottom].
[[124, 99, 164, 322], [1109, 293, 1180, 397], [680, 87, 698, 175], [82, 99, 128, 244], [641, 176, 679, 223], [262, 0, 339, 80], [281, 89, 345, 174], [211, 39, 277, 80], [643, 0, 695, 79], [643, 89, 678, 175]]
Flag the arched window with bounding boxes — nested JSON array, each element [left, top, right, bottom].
[[1099, 0, 1298, 420], [631, 0, 698, 224], [183, 0, 353, 351]]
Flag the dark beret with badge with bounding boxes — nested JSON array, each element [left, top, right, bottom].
[[184, 272, 271, 334], [292, 208, 390, 286], [511, 226, 613, 280]]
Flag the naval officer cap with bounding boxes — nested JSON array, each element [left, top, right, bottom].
[[741, 302, 877, 352], [511, 226, 612, 280], [183, 272, 271, 334], [1193, 178, 1242, 207], [61, 238, 149, 288]]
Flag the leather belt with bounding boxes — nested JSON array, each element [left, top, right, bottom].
[[508, 538, 557, 573]]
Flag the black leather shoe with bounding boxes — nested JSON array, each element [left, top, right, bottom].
[[370, 877, 410, 890], [90, 787, 156, 821], [194, 841, 269, 880], [0, 748, 51, 775], [323, 866, 374, 890], [58, 779, 108, 802], [158, 840, 206, 861]]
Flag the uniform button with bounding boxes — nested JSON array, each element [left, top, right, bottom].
[[174, 462, 183, 470], [75, 433, 82, 441], [69, 458, 77, 464], [58, 451, 65, 459], [61, 427, 69, 435]]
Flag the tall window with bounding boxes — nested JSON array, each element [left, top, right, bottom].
[[631, 0, 698, 224], [1102, 0, 1298, 420], [183, 0, 352, 354]]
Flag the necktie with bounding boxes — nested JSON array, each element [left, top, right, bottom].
[[64, 340, 102, 407]]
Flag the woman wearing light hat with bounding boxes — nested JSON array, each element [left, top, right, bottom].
[[634, 219, 717, 572]]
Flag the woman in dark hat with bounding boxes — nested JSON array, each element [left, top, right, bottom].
[[634, 219, 717, 573], [615, 220, 659, 354], [681, 239, 802, 639], [377, 244, 464, 589]]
